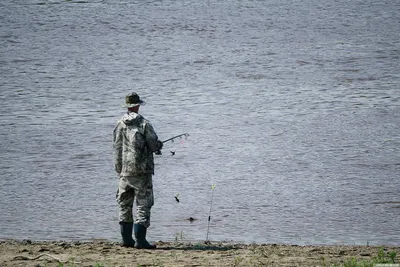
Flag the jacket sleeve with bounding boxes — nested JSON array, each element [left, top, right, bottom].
[[144, 121, 161, 152], [113, 122, 123, 174]]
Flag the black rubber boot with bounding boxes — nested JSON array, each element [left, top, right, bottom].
[[120, 222, 135, 247], [134, 224, 156, 249]]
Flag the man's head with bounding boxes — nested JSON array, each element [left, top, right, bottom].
[[123, 92, 145, 113]]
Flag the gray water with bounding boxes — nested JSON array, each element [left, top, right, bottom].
[[0, 0, 399, 246]]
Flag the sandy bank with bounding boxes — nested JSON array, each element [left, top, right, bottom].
[[0, 239, 398, 266]]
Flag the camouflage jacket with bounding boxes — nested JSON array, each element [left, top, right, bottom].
[[113, 112, 161, 176]]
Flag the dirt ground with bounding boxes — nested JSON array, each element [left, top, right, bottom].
[[0, 239, 399, 267]]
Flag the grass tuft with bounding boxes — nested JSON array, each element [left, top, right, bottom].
[[332, 247, 397, 267]]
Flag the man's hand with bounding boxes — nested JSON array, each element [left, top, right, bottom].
[[157, 140, 163, 150], [155, 140, 163, 155]]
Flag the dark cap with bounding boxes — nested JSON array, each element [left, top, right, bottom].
[[123, 92, 146, 108]]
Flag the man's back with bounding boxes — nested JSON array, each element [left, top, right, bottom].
[[113, 112, 159, 176]]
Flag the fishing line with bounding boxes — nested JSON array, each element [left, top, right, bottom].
[[156, 133, 189, 204]]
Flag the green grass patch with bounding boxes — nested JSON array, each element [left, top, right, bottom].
[[332, 247, 397, 267]]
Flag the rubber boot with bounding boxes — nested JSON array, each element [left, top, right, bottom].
[[134, 224, 156, 249], [120, 222, 135, 247]]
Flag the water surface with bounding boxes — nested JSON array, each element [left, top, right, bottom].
[[0, 0, 399, 245]]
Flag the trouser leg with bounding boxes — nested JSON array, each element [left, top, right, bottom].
[[133, 174, 156, 249], [135, 174, 154, 228], [117, 176, 135, 223], [116, 177, 136, 246]]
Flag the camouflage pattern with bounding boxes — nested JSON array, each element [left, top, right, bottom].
[[123, 92, 145, 108], [113, 111, 161, 227], [116, 174, 154, 227], [113, 112, 161, 176]]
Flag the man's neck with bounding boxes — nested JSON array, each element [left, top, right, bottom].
[[128, 107, 139, 113]]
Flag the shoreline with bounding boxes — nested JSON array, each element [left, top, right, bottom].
[[1, 239, 399, 266]]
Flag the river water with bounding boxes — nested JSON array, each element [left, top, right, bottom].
[[0, 0, 399, 246]]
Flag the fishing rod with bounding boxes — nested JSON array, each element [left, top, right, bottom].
[[155, 133, 189, 155], [206, 184, 216, 243], [162, 133, 190, 143]]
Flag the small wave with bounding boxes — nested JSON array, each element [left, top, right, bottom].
[[370, 201, 400, 205]]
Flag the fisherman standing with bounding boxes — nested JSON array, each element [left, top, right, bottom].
[[113, 92, 163, 249]]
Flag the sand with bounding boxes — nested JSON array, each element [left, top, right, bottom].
[[0, 239, 399, 267]]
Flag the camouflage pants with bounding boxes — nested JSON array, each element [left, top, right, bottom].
[[116, 174, 154, 228]]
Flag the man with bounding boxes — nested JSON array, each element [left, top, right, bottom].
[[113, 92, 163, 249]]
